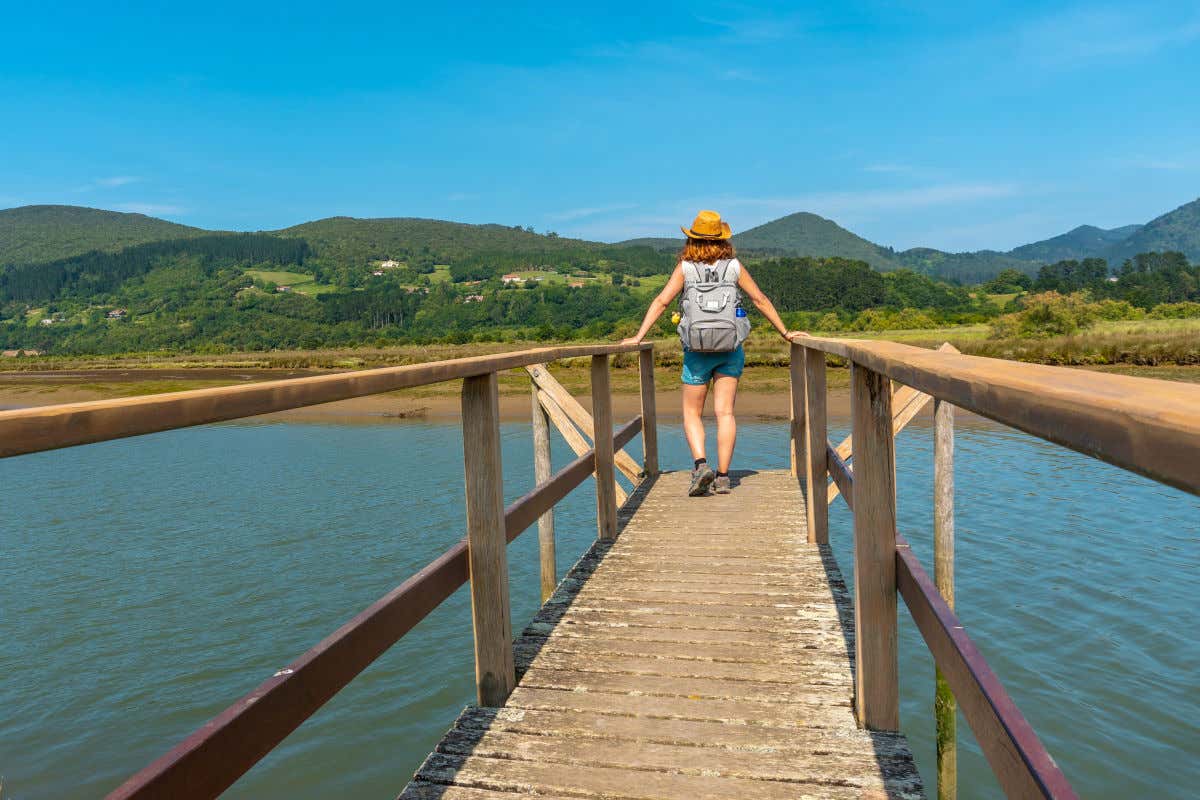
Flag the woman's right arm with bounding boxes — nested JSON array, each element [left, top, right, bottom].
[[621, 263, 685, 344]]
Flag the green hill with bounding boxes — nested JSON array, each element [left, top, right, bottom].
[[1009, 224, 1142, 263], [1103, 198, 1200, 264], [732, 212, 901, 269], [0, 205, 204, 266]]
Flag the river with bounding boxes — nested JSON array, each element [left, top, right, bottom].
[[1, 415, 1196, 798]]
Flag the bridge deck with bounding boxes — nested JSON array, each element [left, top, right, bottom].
[[401, 469, 925, 799]]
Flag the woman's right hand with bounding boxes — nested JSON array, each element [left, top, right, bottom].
[[620, 336, 642, 346]]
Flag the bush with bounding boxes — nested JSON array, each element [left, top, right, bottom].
[[816, 312, 843, 331], [1148, 301, 1200, 319], [989, 291, 1098, 339], [1092, 299, 1144, 321]]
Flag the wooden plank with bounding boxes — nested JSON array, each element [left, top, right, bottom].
[[530, 384, 556, 602], [0, 341, 645, 460], [591, 354, 618, 540], [897, 535, 1077, 799], [850, 363, 899, 731], [934, 396, 957, 800], [461, 373, 515, 707], [526, 363, 642, 483], [537, 389, 628, 507], [639, 347, 660, 477], [803, 345, 829, 543], [797, 335, 1200, 496], [790, 342, 806, 478], [826, 439, 854, 511]]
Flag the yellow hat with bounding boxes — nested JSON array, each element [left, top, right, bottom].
[[681, 209, 733, 240]]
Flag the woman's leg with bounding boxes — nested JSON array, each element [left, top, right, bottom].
[[712, 374, 740, 473], [681, 382, 709, 462]]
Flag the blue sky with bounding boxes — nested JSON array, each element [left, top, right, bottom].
[[1, 1, 1198, 250]]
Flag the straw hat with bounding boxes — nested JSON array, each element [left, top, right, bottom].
[[681, 210, 733, 240]]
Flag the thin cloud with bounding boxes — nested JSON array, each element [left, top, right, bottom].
[[710, 183, 1021, 218], [1122, 155, 1200, 171], [1019, 7, 1200, 65], [95, 176, 141, 187], [862, 163, 916, 174]]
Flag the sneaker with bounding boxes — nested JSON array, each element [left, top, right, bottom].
[[713, 474, 731, 494], [688, 463, 715, 496]]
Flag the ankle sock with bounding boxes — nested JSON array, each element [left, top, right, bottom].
[[694, 458, 707, 469], [716, 471, 729, 478]]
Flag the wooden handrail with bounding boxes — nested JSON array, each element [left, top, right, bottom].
[[797, 336, 1200, 495], [0, 342, 649, 460], [107, 414, 643, 800]]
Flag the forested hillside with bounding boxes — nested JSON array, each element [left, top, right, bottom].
[[0, 205, 204, 265]]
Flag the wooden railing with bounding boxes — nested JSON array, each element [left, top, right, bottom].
[[789, 336, 1200, 799], [0, 342, 656, 799]]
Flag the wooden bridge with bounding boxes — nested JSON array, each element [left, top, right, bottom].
[[3, 338, 1198, 799]]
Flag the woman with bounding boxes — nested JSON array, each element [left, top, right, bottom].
[[622, 210, 807, 496]]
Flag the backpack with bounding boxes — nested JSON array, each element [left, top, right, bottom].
[[677, 258, 751, 352]]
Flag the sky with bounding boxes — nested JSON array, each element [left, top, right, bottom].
[[1, 1, 1198, 251]]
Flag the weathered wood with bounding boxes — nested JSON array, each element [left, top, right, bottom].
[[803, 346, 829, 543], [591, 354, 618, 540], [826, 439, 854, 510], [531, 384, 556, 602], [796, 335, 1200, 496], [850, 363, 899, 731], [789, 342, 806, 478], [638, 346, 660, 477], [460, 373, 515, 706], [827, 343, 959, 506], [537, 389, 628, 507], [526, 363, 642, 484], [897, 535, 1077, 799], [934, 396, 957, 800], [402, 470, 925, 799], [0, 342, 646, 460]]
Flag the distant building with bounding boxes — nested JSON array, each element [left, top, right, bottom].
[[40, 317, 55, 325], [569, 281, 585, 288], [276, 285, 292, 292], [2, 349, 42, 357], [502, 273, 522, 283], [464, 294, 485, 303], [107, 308, 127, 319], [372, 270, 385, 276], [379, 260, 400, 269]]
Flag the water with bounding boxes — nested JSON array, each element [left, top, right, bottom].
[[1, 415, 1196, 798]]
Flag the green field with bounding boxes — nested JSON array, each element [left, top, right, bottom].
[[244, 269, 336, 296]]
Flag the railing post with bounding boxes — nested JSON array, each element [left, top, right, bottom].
[[591, 354, 618, 540], [531, 382, 556, 602], [850, 362, 900, 731], [804, 346, 829, 544], [789, 343, 806, 479], [638, 346, 659, 478], [461, 372, 516, 706], [934, 397, 957, 799]]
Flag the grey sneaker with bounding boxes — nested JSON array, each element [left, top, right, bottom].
[[688, 463, 715, 496], [713, 474, 731, 494]]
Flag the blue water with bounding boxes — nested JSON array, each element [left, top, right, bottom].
[[1, 415, 1196, 798]]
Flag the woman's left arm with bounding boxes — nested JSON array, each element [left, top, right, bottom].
[[738, 265, 809, 342]]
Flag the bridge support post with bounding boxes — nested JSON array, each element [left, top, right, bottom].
[[934, 397, 958, 798], [789, 344, 805, 479], [532, 383, 556, 602], [639, 347, 659, 478], [804, 346, 829, 544], [461, 372, 516, 706], [591, 355, 618, 540], [850, 363, 900, 731]]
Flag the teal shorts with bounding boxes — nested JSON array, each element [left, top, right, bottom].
[[681, 347, 745, 385]]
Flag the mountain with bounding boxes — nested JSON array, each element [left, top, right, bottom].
[[1103, 197, 1200, 264], [0, 205, 204, 266], [733, 212, 902, 270], [1009, 224, 1143, 263], [892, 248, 1038, 285]]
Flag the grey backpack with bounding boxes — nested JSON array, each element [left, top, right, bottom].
[[677, 259, 751, 352]]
